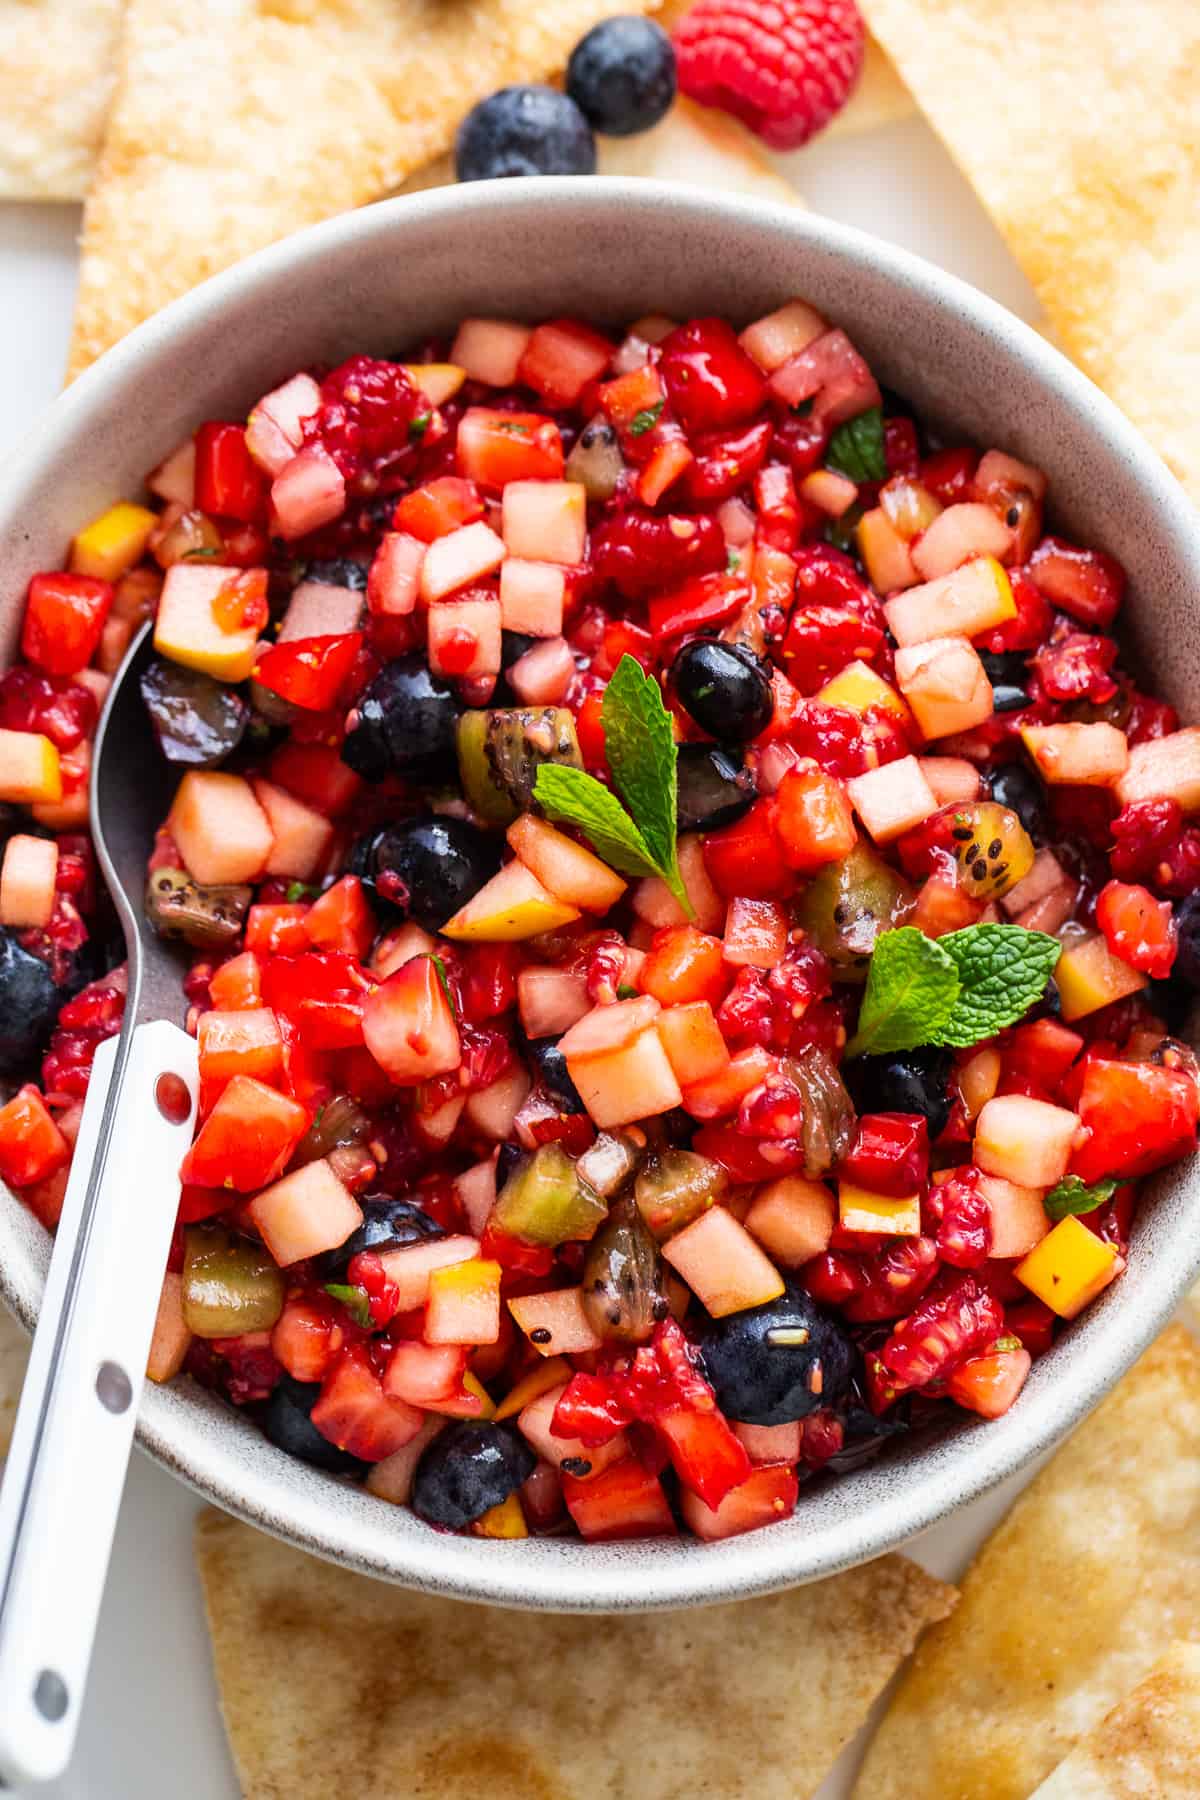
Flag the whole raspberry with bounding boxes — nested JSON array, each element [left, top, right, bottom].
[[673, 0, 865, 150]]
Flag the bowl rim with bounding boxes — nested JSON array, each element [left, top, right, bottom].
[[4, 176, 1200, 1612]]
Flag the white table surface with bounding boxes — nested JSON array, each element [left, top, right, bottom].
[[1, 115, 1049, 1800]]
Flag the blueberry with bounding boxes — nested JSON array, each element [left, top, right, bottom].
[[341, 655, 460, 783], [351, 816, 500, 931], [300, 557, 369, 590], [846, 1047, 955, 1139], [263, 1376, 368, 1475], [0, 933, 61, 1076], [979, 651, 1032, 717], [411, 1420, 536, 1529], [696, 1285, 859, 1426], [496, 1142, 524, 1189], [524, 1037, 586, 1113], [1173, 893, 1200, 991], [566, 16, 676, 137], [501, 630, 538, 670], [676, 744, 757, 833], [455, 86, 596, 182], [822, 1403, 909, 1477], [670, 639, 774, 744], [316, 1195, 445, 1282], [987, 761, 1048, 844]]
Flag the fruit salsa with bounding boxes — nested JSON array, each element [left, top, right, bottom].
[[0, 303, 1198, 1547]]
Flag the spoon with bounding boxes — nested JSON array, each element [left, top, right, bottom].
[[0, 621, 199, 1787]]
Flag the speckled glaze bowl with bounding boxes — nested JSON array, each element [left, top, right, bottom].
[[2, 181, 1198, 1611]]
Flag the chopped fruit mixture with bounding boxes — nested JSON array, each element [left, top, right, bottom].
[[1, 301, 1197, 1547]]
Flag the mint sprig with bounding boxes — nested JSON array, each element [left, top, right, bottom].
[[324, 1283, 373, 1329], [847, 923, 1063, 1058], [826, 407, 886, 484], [534, 655, 690, 913], [1043, 1175, 1117, 1223]]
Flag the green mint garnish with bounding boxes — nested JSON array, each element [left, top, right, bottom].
[[497, 419, 530, 437], [629, 401, 664, 436], [535, 654, 691, 915], [824, 503, 864, 554], [991, 1335, 1024, 1354], [324, 1283, 373, 1329], [429, 952, 457, 1015], [726, 548, 742, 573], [826, 406, 887, 484], [409, 412, 432, 439], [183, 546, 223, 560], [616, 983, 639, 1000], [284, 880, 317, 903], [931, 925, 1062, 1049], [1043, 1175, 1118, 1223], [845, 927, 959, 1058], [847, 923, 1063, 1058]]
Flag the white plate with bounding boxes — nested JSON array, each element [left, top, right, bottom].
[[0, 117, 1048, 1800]]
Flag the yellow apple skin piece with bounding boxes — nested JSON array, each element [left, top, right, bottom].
[[441, 860, 580, 942], [1055, 933, 1148, 1022], [70, 501, 158, 581], [1015, 1214, 1120, 1318], [154, 562, 262, 682]]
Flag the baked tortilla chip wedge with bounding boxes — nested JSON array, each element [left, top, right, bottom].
[[854, 1324, 1200, 1800], [1030, 1642, 1200, 1798], [67, 0, 661, 378], [0, 0, 123, 201], [859, 0, 1200, 504], [195, 1510, 954, 1800], [0, 1304, 29, 1459]]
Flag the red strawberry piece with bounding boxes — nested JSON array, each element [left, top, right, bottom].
[[673, 0, 865, 151]]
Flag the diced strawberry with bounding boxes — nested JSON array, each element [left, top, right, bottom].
[[1070, 1056, 1199, 1184], [840, 1113, 928, 1198], [254, 632, 363, 713], [22, 573, 113, 676], [561, 1457, 676, 1539], [1026, 535, 1126, 629], [1095, 880, 1177, 978], [680, 1461, 798, 1539], [310, 1344, 425, 1462], [0, 1085, 70, 1189], [659, 316, 767, 433], [946, 1344, 1031, 1418], [702, 798, 795, 900], [194, 421, 269, 522], [180, 1075, 309, 1191]]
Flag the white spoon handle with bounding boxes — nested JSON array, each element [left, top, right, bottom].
[[0, 1018, 197, 1786]]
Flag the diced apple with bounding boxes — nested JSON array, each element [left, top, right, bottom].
[[0, 834, 57, 928], [517, 966, 591, 1038], [501, 481, 586, 566], [251, 778, 335, 880], [368, 532, 424, 617], [735, 1418, 803, 1464], [425, 1258, 502, 1345], [427, 597, 503, 682], [1015, 1214, 1120, 1318], [366, 1415, 447, 1505], [1113, 727, 1200, 813], [415, 1094, 465, 1148], [799, 469, 859, 518], [680, 1463, 798, 1540], [517, 1382, 629, 1477], [508, 636, 574, 705], [632, 833, 723, 932], [895, 635, 993, 740], [453, 1155, 498, 1237], [883, 556, 1015, 646], [154, 562, 264, 683], [958, 1047, 1002, 1119], [1021, 722, 1129, 786], [738, 299, 826, 372], [559, 994, 661, 1059], [167, 770, 273, 885], [921, 756, 981, 806], [1055, 932, 1148, 1021], [744, 1176, 836, 1267], [376, 1235, 481, 1312], [146, 1272, 192, 1383], [270, 444, 345, 539], [404, 363, 466, 406], [847, 755, 938, 843], [910, 503, 1012, 581], [26, 741, 80, 824], [1016, 885, 1077, 935], [1000, 848, 1067, 917], [97, 614, 136, 675], [245, 373, 322, 476], [856, 507, 920, 592], [277, 580, 362, 642], [147, 438, 196, 506], [70, 502, 158, 583], [363, 954, 460, 1082], [370, 920, 435, 976], [838, 1182, 921, 1236], [978, 1172, 1050, 1260], [663, 1206, 784, 1317], [449, 318, 533, 387], [656, 1002, 730, 1088], [506, 813, 627, 913], [976, 448, 1048, 502], [384, 1340, 472, 1410], [563, 1022, 683, 1130], [463, 1062, 532, 1140], [508, 1287, 603, 1355], [818, 659, 913, 725], [499, 558, 565, 636], [248, 1158, 363, 1268], [975, 1094, 1080, 1189], [442, 859, 581, 941], [419, 519, 505, 603]]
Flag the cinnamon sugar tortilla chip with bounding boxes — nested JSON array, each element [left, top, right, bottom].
[[1030, 1642, 1200, 1798], [0, 1304, 29, 1459], [853, 1324, 1200, 1800], [0, 0, 123, 201], [859, 0, 1200, 503], [67, 0, 661, 377], [195, 1509, 954, 1800]]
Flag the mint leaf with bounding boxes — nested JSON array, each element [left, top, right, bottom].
[[534, 763, 662, 882], [845, 927, 960, 1058], [629, 401, 664, 436], [601, 655, 688, 911], [429, 952, 457, 1016], [826, 407, 886, 483], [324, 1283, 373, 1329], [1044, 1175, 1117, 1223], [285, 880, 318, 902], [932, 925, 1062, 1048]]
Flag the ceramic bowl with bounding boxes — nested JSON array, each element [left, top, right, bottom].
[[2, 179, 1198, 1611]]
